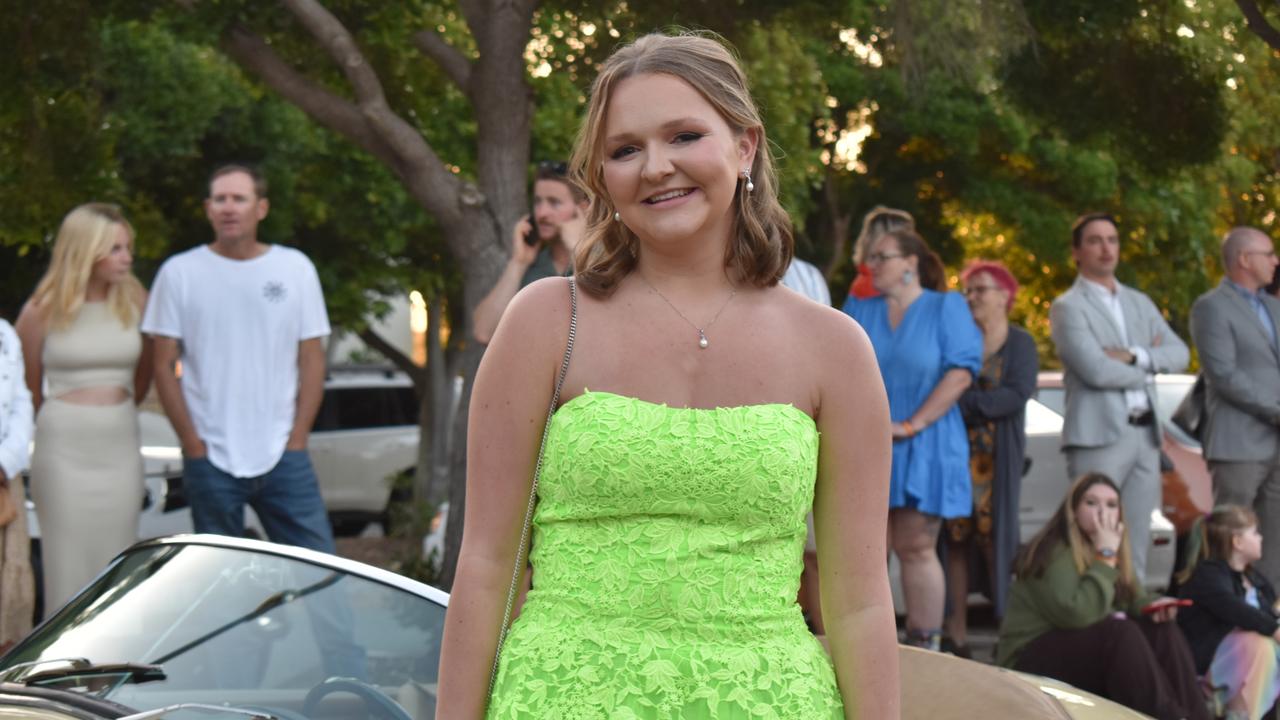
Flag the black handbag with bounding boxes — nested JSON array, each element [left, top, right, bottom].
[[1170, 373, 1205, 440]]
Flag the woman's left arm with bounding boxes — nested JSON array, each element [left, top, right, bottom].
[[815, 314, 899, 719], [133, 288, 154, 405], [895, 293, 981, 438]]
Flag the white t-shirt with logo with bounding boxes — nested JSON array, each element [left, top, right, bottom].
[[142, 245, 330, 477]]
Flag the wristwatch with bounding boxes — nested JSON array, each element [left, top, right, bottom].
[[1096, 547, 1117, 560]]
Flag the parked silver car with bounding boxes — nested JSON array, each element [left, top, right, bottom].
[[0, 534, 1148, 719]]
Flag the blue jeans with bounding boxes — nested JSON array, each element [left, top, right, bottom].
[[184, 449, 336, 554]]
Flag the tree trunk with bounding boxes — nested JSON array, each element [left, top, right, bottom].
[[426, 295, 452, 507], [205, 0, 540, 588], [1236, 0, 1280, 51], [821, 169, 854, 279], [438, 343, 483, 591]]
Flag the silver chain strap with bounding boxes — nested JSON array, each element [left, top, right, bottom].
[[487, 277, 578, 700]]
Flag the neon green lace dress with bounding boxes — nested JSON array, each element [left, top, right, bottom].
[[487, 391, 844, 719]]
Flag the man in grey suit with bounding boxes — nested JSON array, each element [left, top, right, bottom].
[[1050, 212, 1190, 579], [1190, 226, 1280, 585]]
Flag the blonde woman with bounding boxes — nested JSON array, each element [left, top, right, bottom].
[[997, 473, 1208, 720], [15, 203, 152, 611], [438, 32, 897, 719]]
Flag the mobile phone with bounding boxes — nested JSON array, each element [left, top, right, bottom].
[[1140, 598, 1192, 614], [523, 211, 539, 247]]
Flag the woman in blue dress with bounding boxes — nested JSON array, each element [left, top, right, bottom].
[[843, 228, 982, 650]]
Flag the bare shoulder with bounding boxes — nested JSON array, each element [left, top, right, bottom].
[[485, 277, 576, 365], [773, 287, 871, 362], [14, 298, 48, 337]]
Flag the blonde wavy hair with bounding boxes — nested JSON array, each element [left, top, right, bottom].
[[1016, 472, 1140, 606], [31, 203, 143, 329], [569, 31, 793, 298]]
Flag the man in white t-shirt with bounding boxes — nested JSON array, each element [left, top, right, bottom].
[[142, 165, 335, 554]]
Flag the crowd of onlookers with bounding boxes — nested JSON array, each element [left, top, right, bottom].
[[795, 207, 1280, 720], [2, 156, 1280, 718]]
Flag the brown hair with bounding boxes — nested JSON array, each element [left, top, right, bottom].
[[31, 203, 144, 329], [535, 160, 586, 203], [1016, 472, 1140, 607], [878, 229, 946, 292], [854, 206, 914, 265], [209, 163, 268, 199], [1176, 504, 1259, 584], [568, 31, 792, 298], [1070, 212, 1117, 249]]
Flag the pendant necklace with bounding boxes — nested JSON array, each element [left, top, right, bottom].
[[641, 277, 737, 349]]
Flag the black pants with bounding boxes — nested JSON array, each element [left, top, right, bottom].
[[1015, 615, 1210, 720]]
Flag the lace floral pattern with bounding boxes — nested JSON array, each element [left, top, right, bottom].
[[487, 391, 843, 719]]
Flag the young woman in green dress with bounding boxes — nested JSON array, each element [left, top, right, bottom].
[[437, 32, 898, 719]]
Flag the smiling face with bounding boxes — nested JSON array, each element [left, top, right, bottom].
[[601, 72, 756, 252], [205, 170, 269, 244], [90, 223, 134, 287], [1072, 219, 1120, 283], [1074, 481, 1121, 538]]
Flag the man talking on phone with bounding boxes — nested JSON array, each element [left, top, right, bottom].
[[473, 161, 588, 345]]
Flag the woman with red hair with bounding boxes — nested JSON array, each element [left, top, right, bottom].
[[943, 260, 1039, 655]]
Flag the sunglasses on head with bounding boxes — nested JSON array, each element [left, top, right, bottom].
[[537, 160, 568, 176]]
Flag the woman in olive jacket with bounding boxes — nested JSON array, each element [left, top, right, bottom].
[[997, 473, 1208, 720]]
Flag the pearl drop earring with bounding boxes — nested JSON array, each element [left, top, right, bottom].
[[742, 169, 754, 193], [613, 211, 621, 222]]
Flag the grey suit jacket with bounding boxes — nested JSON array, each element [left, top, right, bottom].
[[1050, 276, 1190, 449], [1189, 280, 1280, 462]]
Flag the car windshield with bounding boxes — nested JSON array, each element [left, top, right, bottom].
[[2, 543, 443, 718]]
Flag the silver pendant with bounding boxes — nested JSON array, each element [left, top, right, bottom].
[[698, 330, 709, 349]]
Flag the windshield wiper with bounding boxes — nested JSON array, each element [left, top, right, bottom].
[[151, 572, 342, 665], [2, 657, 165, 686]]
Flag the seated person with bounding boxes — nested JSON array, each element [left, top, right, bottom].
[[997, 472, 1209, 720], [1178, 505, 1280, 720]]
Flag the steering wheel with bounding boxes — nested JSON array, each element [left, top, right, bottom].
[[303, 677, 412, 720]]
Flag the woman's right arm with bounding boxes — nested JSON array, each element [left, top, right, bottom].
[[957, 329, 1039, 421], [436, 277, 575, 719], [1024, 546, 1120, 630], [14, 301, 45, 412]]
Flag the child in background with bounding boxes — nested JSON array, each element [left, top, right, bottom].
[[1178, 505, 1280, 720]]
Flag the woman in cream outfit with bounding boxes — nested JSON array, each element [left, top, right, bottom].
[[16, 203, 152, 611]]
